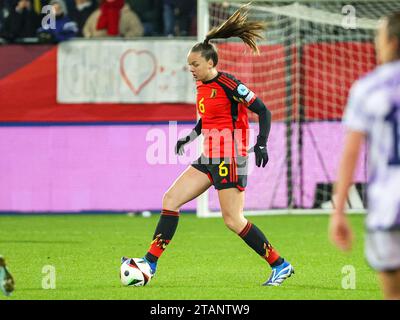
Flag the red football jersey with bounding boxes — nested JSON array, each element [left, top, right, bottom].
[[196, 72, 257, 158]]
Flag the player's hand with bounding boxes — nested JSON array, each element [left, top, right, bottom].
[[329, 212, 353, 252], [250, 144, 268, 167], [175, 136, 190, 156]]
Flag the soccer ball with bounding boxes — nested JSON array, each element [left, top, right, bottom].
[[120, 258, 152, 287]]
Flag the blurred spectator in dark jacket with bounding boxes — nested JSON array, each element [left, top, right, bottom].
[[127, 0, 162, 36], [0, 0, 12, 36], [162, 0, 196, 37], [162, 0, 174, 37], [0, 1, 8, 33], [0, 0, 41, 41], [36, 0, 78, 43], [174, 0, 195, 36], [83, 0, 143, 38], [64, 0, 75, 14], [69, 0, 96, 36]]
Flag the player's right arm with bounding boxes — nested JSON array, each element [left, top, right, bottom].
[[175, 119, 202, 155], [330, 81, 368, 251], [330, 130, 364, 251]]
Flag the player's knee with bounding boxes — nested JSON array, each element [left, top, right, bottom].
[[162, 191, 180, 211], [222, 215, 241, 233]]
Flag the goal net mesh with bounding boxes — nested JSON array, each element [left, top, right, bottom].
[[198, 0, 400, 216]]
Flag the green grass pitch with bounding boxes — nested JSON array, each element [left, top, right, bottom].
[[0, 213, 381, 300]]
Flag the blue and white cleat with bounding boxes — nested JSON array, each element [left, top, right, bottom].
[[121, 256, 157, 277], [263, 260, 294, 286], [142, 257, 157, 277], [0, 256, 15, 296]]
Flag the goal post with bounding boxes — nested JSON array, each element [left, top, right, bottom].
[[196, 0, 400, 218]]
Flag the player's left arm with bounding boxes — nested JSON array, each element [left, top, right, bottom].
[[334, 130, 365, 217], [247, 98, 272, 167], [247, 97, 272, 147], [232, 82, 271, 167]]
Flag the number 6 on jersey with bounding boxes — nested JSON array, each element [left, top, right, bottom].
[[198, 97, 205, 114]]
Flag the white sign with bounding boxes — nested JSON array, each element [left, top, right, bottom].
[[57, 40, 196, 103]]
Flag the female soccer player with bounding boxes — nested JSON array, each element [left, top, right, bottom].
[[124, 3, 294, 286], [330, 12, 400, 299]]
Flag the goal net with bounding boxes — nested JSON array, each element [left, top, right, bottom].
[[196, 0, 400, 217]]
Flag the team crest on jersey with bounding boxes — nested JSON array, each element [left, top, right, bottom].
[[210, 88, 217, 98], [237, 84, 249, 96]]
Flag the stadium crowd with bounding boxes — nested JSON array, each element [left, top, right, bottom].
[[0, 0, 197, 43]]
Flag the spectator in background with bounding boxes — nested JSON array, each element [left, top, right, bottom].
[[174, 0, 195, 36], [162, 0, 196, 37], [127, 0, 162, 36], [69, 0, 96, 36], [0, 1, 7, 33], [36, 0, 78, 43], [162, 0, 174, 37], [32, 0, 54, 14], [64, 0, 76, 14], [0, 0, 41, 41], [83, 0, 143, 38]]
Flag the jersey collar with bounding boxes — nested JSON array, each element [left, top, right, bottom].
[[202, 72, 220, 84]]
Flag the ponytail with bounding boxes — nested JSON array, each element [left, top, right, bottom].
[[191, 3, 266, 66], [204, 3, 266, 54]]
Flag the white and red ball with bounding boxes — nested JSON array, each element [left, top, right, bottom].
[[120, 258, 152, 287]]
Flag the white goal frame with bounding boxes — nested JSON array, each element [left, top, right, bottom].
[[195, 0, 382, 217]]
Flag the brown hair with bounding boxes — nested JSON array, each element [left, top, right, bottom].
[[191, 3, 266, 66], [386, 11, 400, 57]]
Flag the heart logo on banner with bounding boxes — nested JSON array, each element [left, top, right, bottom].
[[120, 49, 157, 95]]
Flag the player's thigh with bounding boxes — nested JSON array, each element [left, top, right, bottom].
[[163, 166, 212, 208], [379, 270, 400, 300], [217, 188, 247, 232]]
